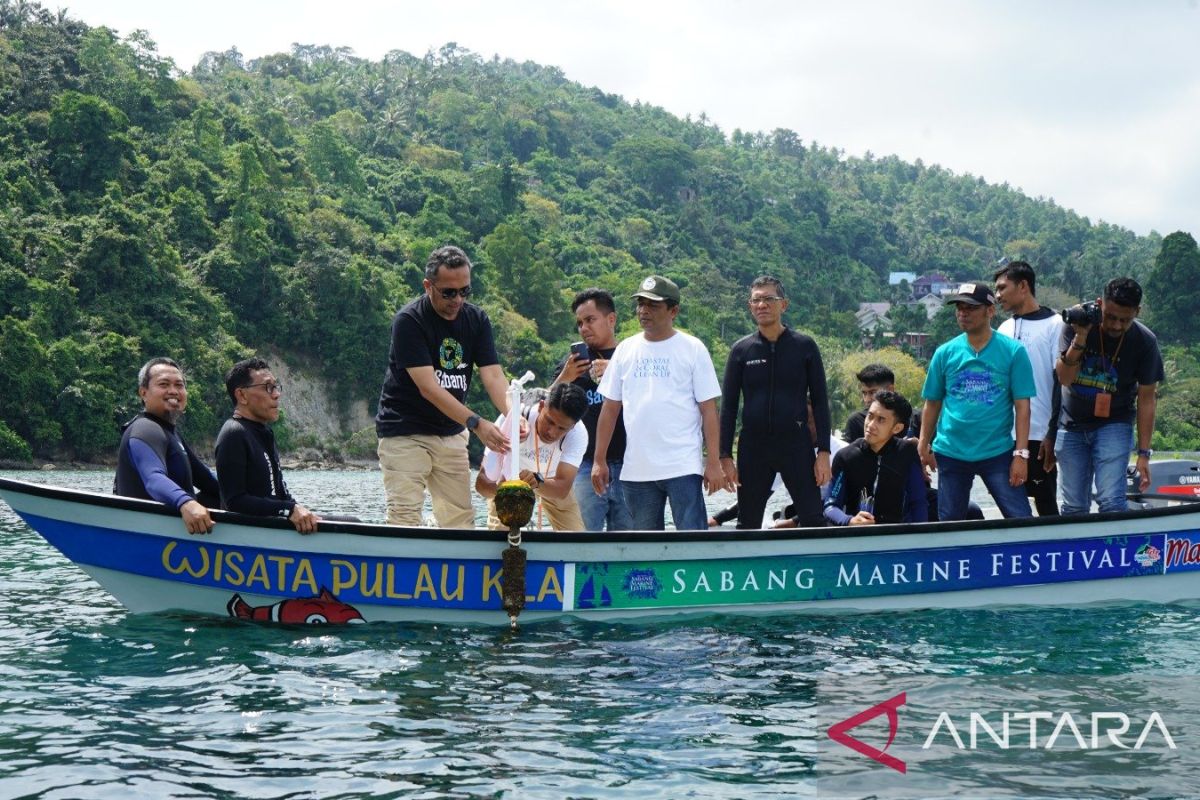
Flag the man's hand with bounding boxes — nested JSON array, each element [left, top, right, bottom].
[[1039, 440, 1056, 474], [555, 353, 590, 384], [476, 418, 511, 453], [1009, 456, 1029, 487], [814, 452, 832, 486], [289, 503, 320, 534], [703, 460, 729, 495], [720, 457, 739, 488], [517, 415, 530, 442], [849, 510, 876, 526], [180, 499, 214, 535], [517, 468, 541, 491], [772, 517, 798, 529], [591, 461, 610, 496], [918, 441, 937, 473], [1135, 455, 1152, 492], [588, 357, 610, 384]]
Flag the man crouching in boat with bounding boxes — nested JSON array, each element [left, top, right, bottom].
[[824, 390, 928, 526], [215, 357, 319, 534], [476, 383, 589, 531], [114, 357, 220, 535]]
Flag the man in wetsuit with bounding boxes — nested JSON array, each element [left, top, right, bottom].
[[114, 357, 220, 535], [825, 390, 927, 526], [551, 288, 633, 531], [215, 357, 319, 533], [720, 275, 832, 528]]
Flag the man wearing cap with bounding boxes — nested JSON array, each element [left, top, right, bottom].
[[591, 275, 728, 530], [918, 282, 1035, 520]]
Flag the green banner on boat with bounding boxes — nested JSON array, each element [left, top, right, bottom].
[[573, 534, 1164, 610]]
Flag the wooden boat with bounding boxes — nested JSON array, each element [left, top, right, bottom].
[[3, 474, 1200, 625]]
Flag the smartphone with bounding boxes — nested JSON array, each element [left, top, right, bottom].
[[570, 341, 590, 362]]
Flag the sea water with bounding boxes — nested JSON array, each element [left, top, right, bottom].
[[2, 469, 1198, 799]]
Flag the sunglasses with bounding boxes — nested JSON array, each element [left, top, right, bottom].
[[433, 284, 472, 300]]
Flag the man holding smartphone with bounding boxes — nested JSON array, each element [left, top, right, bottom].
[[553, 288, 634, 531]]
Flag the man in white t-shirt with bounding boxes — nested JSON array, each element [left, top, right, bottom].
[[476, 383, 589, 531], [994, 260, 1061, 516], [591, 275, 731, 530]]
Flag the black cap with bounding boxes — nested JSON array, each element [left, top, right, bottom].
[[944, 282, 995, 306]]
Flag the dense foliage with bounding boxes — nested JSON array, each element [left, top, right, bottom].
[[0, 1, 1195, 461]]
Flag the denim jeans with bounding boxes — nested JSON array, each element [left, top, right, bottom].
[[936, 451, 1033, 520], [573, 459, 634, 532], [620, 473, 708, 531], [1055, 423, 1133, 514]]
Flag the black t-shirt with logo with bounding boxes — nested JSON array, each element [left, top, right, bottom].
[[554, 345, 626, 463], [376, 295, 500, 437], [1058, 319, 1163, 430]]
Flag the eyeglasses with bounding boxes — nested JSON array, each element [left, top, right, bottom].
[[748, 296, 783, 306], [433, 284, 472, 300], [244, 381, 283, 395]]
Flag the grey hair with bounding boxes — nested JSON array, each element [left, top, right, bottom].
[[138, 357, 182, 390]]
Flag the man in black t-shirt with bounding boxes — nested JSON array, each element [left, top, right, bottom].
[[1055, 277, 1164, 514], [376, 245, 515, 528], [552, 288, 632, 531], [216, 357, 319, 533]]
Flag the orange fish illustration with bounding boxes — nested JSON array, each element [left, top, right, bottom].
[[227, 588, 365, 624]]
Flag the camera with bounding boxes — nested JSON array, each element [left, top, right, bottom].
[[1061, 301, 1101, 326]]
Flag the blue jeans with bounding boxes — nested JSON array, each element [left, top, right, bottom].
[[573, 459, 634, 532], [936, 451, 1033, 520], [620, 474, 708, 531], [1055, 423, 1133, 514]]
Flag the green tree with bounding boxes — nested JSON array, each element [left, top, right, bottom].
[[1145, 232, 1200, 344]]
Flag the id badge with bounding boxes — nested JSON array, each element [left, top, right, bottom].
[[1094, 392, 1112, 418]]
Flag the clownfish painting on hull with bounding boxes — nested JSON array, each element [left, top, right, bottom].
[[226, 588, 365, 624]]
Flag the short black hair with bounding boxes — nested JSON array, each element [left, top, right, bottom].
[[425, 245, 471, 280], [870, 389, 912, 433], [1105, 277, 1143, 308], [750, 275, 786, 298], [856, 364, 895, 386], [138, 357, 181, 390], [994, 260, 1037, 296], [572, 287, 616, 315], [546, 382, 588, 422], [225, 357, 271, 404]]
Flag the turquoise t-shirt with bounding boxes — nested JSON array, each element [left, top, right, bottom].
[[922, 331, 1036, 461]]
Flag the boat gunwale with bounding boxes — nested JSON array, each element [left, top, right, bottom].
[[4, 474, 1199, 545]]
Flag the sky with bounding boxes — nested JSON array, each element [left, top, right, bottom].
[[48, 0, 1200, 237]]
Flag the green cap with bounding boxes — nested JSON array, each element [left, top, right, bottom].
[[631, 275, 680, 304]]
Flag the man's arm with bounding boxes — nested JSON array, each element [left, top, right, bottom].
[[718, 349, 742, 485], [1010, 398, 1030, 487], [407, 365, 511, 452], [905, 460, 930, 522], [590, 399, 621, 495], [530, 463, 577, 501], [699, 398, 728, 494], [128, 438, 214, 534], [918, 399, 942, 472], [1055, 321, 1092, 386], [216, 427, 295, 519], [1134, 383, 1158, 492]]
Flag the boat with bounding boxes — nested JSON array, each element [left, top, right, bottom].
[[3, 473, 1200, 625]]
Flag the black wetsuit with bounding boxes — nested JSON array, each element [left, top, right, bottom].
[[215, 416, 295, 519], [114, 412, 219, 509], [720, 327, 831, 528], [823, 437, 927, 525]]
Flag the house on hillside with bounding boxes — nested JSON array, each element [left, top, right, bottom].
[[914, 292, 945, 320], [912, 272, 954, 299], [856, 302, 893, 334]]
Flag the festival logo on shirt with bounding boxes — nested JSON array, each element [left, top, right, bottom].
[[439, 338, 464, 370], [1073, 355, 1118, 396], [948, 369, 1001, 406]]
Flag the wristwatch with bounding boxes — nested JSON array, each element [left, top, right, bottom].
[[1012, 448, 1030, 459], [1136, 448, 1153, 458], [465, 414, 481, 432], [533, 472, 545, 487]]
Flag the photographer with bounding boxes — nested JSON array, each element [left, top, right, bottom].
[[1054, 277, 1163, 514]]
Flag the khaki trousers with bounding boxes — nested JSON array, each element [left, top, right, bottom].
[[378, 432, 474, 528], [486, 490, 585, 532]]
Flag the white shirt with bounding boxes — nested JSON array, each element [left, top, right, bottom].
[[998, 311, 1062, 440], [481, 404, 587, 482], [598, 330, 722, 481]]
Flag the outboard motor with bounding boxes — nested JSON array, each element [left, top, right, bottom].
[[1127, 459, 1200, 509]]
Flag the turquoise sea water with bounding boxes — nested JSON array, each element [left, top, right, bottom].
[[2, 469, 1199, 799]]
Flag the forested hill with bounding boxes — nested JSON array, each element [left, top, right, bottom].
[[0, 1, 1191, 462]]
